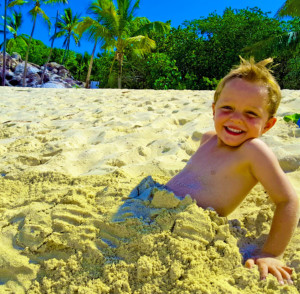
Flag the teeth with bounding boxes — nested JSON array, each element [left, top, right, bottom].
[[226, 127, 243, 133]]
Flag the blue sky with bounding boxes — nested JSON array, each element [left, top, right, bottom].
[[2, 0, 287, 56]]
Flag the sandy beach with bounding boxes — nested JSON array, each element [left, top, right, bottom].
[[0, 87, 299, 293]]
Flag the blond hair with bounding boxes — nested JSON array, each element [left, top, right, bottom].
[[214, 57, 281, 117]]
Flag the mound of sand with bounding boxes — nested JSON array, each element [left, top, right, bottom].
[[0, 88, 299, 293]]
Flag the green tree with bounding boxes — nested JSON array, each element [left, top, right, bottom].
[[40, 9, 59, 84], [76, 15, 109, 88], [242, 9, 299, 88], [91, 51, 114, 87], [1, 10, 29, 57], [1, 0, 26, 86], [276, 0, 300, 17], [54, 7, 81, 65], [21, 0, 68, 87], [88, 0, 170, 88], [154, 25, 205, 89], [154, 8, 291, 89]]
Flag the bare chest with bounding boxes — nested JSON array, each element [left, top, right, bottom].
[[166, 142, 257, 215]]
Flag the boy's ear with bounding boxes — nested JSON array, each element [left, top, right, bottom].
[[212, 103, 215, 116], [263, 117, 277, 134]]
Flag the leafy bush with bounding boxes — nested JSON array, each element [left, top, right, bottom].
[[145, 53, 183, 89]]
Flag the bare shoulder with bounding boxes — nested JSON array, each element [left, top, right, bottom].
[[241, 138, 275, 158], [200, 131, 216, 145], [241, 139, 297, 204], [239, 138, 278, 165]]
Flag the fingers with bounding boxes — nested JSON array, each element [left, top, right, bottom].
[[260, 264, 293, 285], [278, 267, 293, 285], [245, 258, 255, 269], [268, 266, 284, 285], [282, 266, 293, 275], [245, 257, 294, 285], [258, 263, 268, 281]]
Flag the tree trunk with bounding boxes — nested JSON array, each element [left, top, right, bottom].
[[85, 41, 97, 89], [40, 10, 59, 85], [22, 16, 37, 87], [62, 37, 70, 66], [2, 0, 8, 86], [117, 52, 123, 89]]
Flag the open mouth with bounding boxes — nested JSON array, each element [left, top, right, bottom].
[[225, 126, 245, 135]]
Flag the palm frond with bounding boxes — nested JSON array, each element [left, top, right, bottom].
[[117, 0, 140, 36], [275, 0, 300, 18], [53, 30, 67, 38], [44, 0, 69, 4], [76, 17, 112, 43], [128, 0, 140, 18], [5, 25, 16, 34], [8, 0, 27, 8], [125, 35, 156, 57], [88, 0, 118, 33], [133, 21, 170, 36], [242, 30, 299, 55]]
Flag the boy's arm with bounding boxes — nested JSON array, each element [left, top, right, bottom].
[[243, 139, 299, 283]]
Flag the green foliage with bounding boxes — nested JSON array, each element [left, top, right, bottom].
[[87, 0, 170, 88], [54, 7, 81, 65], [153, 25, 204, 89], [3, 3, 299, 90], [276, 0, 300, 18], [202, 77, 221, 90], [282, 56, 300, 89], [153, 7, 300, 90], [90, 52, 114, 87], [6, 37, 50, 64], [145, 53, 183, 90], [5, 36, 28, 57], [28, 38, 50, 65]]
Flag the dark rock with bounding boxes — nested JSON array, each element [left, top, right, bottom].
[[14, 63, 25, 75], [0, 52, 83, 88], [5, 70, 14, 81], [27, 73, 41, 86], [11, 52, 22, 62], [58, 68, 68, 78], [42, 73, 50, 83], [27, 65, 40, 76], [9, 76, 22, 86]]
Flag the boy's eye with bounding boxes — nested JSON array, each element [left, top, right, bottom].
[[221, 106, 232, 110], [246, 111, 258, 117]]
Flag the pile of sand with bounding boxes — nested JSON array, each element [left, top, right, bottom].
[[0, 88, 299, 293]]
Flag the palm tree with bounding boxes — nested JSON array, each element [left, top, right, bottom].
[[1, 0, 26, 86], [21, 0, 68, 87], [0, 9, 29, 56], [40, 9, 59, 84], [276, 0, 300, 18], [1, 9, 23, 40], [54, 7, 81, 65], [87, 0, 170, 89], [1, 0, 8, 86], [76, 16, 110, 88]]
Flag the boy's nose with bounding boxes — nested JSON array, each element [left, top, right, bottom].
[[230, 112, 243, 123]]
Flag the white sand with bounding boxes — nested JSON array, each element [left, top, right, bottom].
[[0, 88, 299, 178], [0, 87, 299, 293]]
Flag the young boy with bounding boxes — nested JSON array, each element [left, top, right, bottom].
[[166, 57, 299, 285]]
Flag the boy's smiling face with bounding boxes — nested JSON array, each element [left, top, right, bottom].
[[212, 78, 277, 147]]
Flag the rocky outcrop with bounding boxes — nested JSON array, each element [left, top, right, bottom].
[[0, 52, 85, 88]]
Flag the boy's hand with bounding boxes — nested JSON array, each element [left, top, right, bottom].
[[245, 255, 293, 285]]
